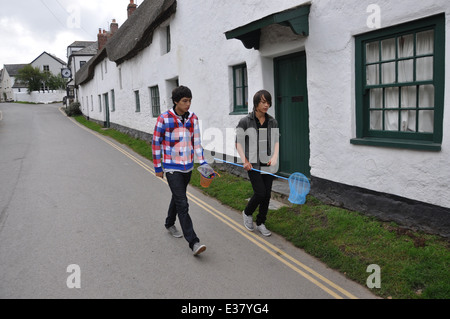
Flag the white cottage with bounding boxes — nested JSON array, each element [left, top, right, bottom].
[[76, 0, 450, 237], [30, 51, 67, 76]]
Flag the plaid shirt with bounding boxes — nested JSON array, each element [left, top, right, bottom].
[[152, 109, 206, 173]]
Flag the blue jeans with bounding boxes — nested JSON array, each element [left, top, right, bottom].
[[165, 171, 200, 249]]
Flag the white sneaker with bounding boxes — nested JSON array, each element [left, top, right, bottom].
[[243, 211, 254, 231], [257, 224, 272, 237], [193, 243, 207, 256], [167, 226, 183, 238]]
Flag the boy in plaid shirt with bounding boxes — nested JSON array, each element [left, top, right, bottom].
[[152, 86, 207, 256]]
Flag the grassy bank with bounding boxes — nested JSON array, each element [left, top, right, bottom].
[[74, 115, 450, 299]]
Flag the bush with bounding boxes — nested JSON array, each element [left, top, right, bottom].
[[65, 101, 82, 117]]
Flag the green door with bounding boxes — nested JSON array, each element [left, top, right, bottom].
[[275, 52, 311, 177]]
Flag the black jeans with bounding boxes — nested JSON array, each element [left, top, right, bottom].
[[165, 171, 200, 249], [244, 170, 275, 226]]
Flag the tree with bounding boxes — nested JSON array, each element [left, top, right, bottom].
[[16, 66, 68, 93], [47, 73, 67, 90], [16, 65, 43, 93]]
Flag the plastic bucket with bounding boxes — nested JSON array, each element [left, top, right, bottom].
[[200, 172, 220, 188]]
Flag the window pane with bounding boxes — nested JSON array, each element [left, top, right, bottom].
[[401, 110, 416, 132], [416, 56, 433, 81], [366, 65, 379, 85], [418, 110, 434, 133], [385, 87, 399, 108], [370, 111, 383, 130], [135, 91, 140, 112], [151, 86, 161, 116], [417, 30, 434, 55], [381, 38, 396, 60], [419, 85, 434, 108], [381, 62, 396, 84], [400, 86, 416, 108], [236, 88, 243, 106], [370, 88, 383, 109], [398, 34, 414, 58], [385, 111, 399, 131], [366, 41, 380, 63], [235, 68, 242, 86], [233, 64, 247, 111], [398, 59, 414, 82]]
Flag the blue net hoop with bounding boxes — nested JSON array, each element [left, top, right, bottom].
[[288, 173, 310, 205]]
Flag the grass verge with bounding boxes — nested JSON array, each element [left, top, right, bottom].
[[74, 115, 450, 299]]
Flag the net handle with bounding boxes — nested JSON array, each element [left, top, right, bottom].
[[213, 158, 289, 181]]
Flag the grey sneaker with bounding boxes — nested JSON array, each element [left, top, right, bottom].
[[167, 226, 183, 238], [257, 224, 272, 237], [193, 243, 206, 256], [243, 211, 254, 232]]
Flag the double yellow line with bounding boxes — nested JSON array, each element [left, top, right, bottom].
[[65, 110, 358, 299]]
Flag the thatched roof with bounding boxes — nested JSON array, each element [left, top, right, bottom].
[[106, 0, 177, 65], [76, 0, 176, 86]]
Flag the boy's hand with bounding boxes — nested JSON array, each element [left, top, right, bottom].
[[156, 172, 164, 179], [243, 161, 253, 171], [268, 156, 278, 167]]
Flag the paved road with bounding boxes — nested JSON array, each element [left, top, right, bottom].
[[0, 103, 377, 300]]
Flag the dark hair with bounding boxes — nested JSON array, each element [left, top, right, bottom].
[[172, 86, 192, 105], [253, 90, 272, 110]]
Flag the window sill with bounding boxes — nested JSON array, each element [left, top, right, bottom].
[[350, 138, 441, 152], [229, 111, 248, 115]]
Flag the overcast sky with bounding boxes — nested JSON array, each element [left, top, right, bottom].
[[0, 0, 134, 66]]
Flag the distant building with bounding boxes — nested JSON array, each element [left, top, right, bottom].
[[66, 19, 119, 105], [1, 52, 67, 103], [0, 64, 28, 101], [31, 51, 67, 77]]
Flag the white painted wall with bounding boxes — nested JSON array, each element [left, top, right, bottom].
[[78, 0, 450, 209], [14, 90, 65, 103], [0, 70, 13, 101]]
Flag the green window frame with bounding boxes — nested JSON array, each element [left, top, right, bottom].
[[352, 14, 445, 151], [231, 64, 248, 114], [110, 89, 115, 112], [150, 86, 161, 117], [166, 26, 171, 53], [135, 90, 140, 113]]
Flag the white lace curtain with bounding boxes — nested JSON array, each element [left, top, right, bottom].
[[366, 30, 434, 133]]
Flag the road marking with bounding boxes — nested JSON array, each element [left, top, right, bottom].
[[63, 109, 358, 299]]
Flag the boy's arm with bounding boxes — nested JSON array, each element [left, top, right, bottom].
[[152, 115, 165, 173], [235, 118, 252, 171], [192, 116, 206, 165]]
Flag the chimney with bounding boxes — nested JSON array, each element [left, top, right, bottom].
[[98, 28, 108, 50], [110, 19, 119, 35], [127, 0, 137, 18]]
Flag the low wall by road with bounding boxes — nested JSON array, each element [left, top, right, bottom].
[[15, 90, 65, 104]]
